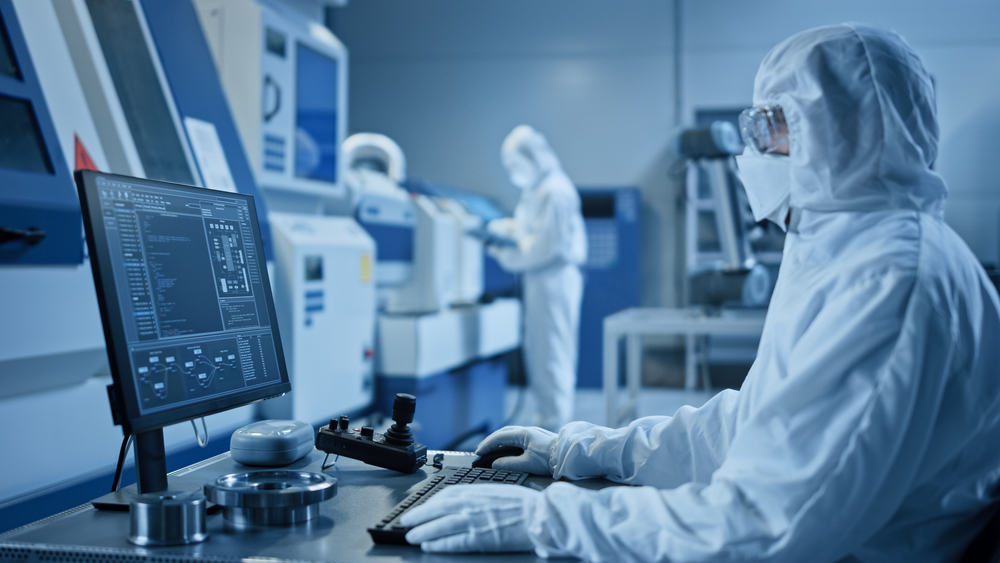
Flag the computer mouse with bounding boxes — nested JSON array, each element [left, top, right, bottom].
[[471, 446, 525, 469]]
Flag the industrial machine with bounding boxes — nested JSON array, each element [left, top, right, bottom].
[[194, 0, 349, 214], [0, 0, 108, 404], [3, 0, 273, 403], [344, 134, 521, 449], [404, 179, 518, 299], [676, 118, 783, 305], [0, 0, 82, 267], [576, 187, 642, 388], [261, 212, 375, 424], [346, 134, 490, 315], [195, 0, 374, 422], [17, 0, 271, 248], [0, 0, 362, 524], [674, 116, 784, 378]]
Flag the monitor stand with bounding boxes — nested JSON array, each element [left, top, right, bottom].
[[91, 429, 213, 512]]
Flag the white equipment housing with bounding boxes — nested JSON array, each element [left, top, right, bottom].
[[262, 213, 376, 423], [194, 0, 349, 212], [344, 133, 484, 311], [196, 0, 374, 420], [378, 298, 521, 378], [439, 198, 484, 306], [383, 196, 458, 314], [354, 187, 415, 289]]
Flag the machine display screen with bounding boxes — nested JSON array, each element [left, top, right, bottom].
[[0, 94, 53, 174], [87, 174, 286, 418], [265, 27, 286, 58], [294, 43, 338, 183], [0, 13, 21, 79]]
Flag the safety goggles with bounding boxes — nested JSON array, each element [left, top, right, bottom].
[[739, 105, 789, 155]]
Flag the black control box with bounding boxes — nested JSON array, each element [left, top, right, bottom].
[[315, 393, 427, 474]]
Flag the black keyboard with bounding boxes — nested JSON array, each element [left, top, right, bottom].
[[368, 466, 529, 545]]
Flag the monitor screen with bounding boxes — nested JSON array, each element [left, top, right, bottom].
[[294, 42, 338, 183], [0, 94, 53, 174], [0, 11, 22, 79], [77, 171, 289, 435]]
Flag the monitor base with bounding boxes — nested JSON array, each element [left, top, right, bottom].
[[91, 476, 219, 512]]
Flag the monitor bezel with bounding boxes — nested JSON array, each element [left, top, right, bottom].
[[76, 170, 290, 436]]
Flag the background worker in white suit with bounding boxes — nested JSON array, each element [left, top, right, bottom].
[[486, 125, 587, 432]]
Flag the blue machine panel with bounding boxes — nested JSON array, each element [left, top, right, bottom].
[[0, 0, 82, 265], [577, 187, 641, 388], [360, 222, 413, 262], [403, 179, 505, 222], [482, 253, 518, 297], [138, 0, 273, 260]]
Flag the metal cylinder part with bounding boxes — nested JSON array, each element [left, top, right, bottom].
[[128, 491, 209, 546], [204, 470, 337, 526]]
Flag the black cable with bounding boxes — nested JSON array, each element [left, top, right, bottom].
[[110, 434, 132, 492]]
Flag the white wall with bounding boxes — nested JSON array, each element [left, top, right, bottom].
[[682, 0, 1000, 266], [332, 1, 676, 203], [331, 0, 684, 306]]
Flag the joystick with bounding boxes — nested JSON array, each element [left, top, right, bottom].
[[383, 393, 416, 447], [315, 393, 428, 473]]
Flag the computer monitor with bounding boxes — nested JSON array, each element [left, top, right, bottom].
[[76, 170, 290, 494]]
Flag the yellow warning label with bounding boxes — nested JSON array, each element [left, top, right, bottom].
[[361, 254, 371, 283]]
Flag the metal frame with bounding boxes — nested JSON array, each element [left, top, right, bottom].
[[602, 307, 765, 427]]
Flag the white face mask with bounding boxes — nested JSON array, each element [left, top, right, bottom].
[[503, 152, 540, 191], [735, 153, 792, 231]]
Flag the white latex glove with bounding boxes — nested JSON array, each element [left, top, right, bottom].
[[401, 484, 540, 553], [487, 217, 516, 237], [476, 426, 557, 475]]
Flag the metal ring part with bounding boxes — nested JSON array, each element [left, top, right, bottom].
[[128, 491, 209, 546], [204, 470, 336, 526]]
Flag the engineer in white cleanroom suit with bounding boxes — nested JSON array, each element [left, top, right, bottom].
[[401, 24, 1000, 562], [486, 125, 587, 432]]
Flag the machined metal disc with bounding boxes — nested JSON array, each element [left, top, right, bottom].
[[204, 470, 337, 509]]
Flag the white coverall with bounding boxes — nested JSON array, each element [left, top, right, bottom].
[[489, 126, 587, 432], [405, 24, 1000, 562]]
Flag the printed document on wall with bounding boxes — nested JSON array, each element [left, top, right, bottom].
[[184, 117, 237, 193]]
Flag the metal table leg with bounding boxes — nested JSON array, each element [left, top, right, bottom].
[[625, 333, 641, 423], [604, 323, 620, 427], [685, 333, 698, 390]]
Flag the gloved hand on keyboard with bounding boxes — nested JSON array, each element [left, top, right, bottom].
[[476, 426, 557, 475], [400, 484, 540, 553]]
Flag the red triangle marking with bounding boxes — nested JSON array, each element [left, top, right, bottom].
[[74, 133, 99, 172]]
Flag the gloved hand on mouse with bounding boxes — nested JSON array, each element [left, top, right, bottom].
[[475, 425, 558, 475]]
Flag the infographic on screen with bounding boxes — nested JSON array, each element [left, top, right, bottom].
[[130, 334, 279, 408], [96, 176, 280, 414]]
